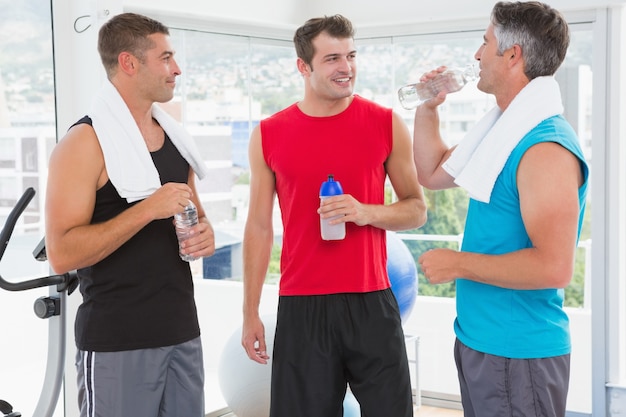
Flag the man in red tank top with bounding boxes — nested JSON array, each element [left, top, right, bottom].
[[241, 14, 427, 417]]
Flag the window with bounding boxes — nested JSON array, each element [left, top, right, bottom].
[[0, 5, 603, 415], [0, 1, 58, 416], [169, 27, 592, 307], [167, 30, 298, 280], [166, 24, 594, 413]]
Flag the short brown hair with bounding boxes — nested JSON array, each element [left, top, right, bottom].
[[97, 12, 170, 78], [293, 14, 354, 67]]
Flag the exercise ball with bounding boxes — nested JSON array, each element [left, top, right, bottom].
[[343, 390, 361, 416], [386, 231, 418, 323], [218, 316, 362, 417], [218, 315, 276, 417]]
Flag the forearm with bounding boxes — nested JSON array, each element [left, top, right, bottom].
[[364, 196, 426, 232], [413, 105, 455, 190], [242, 225, 274, 320], [423, 247, 575, 290], [471, 249, 574, 289], [46, 201, 154, 274]]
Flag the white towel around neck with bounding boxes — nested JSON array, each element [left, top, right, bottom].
[[442, 76, 563, 203], [89, 80, 209, 203]]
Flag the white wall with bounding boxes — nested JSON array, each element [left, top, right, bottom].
[[126, 0, 300, 27], [295, 0, 626, 27], [123, 0, 626, 29]]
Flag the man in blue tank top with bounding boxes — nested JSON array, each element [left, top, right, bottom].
[[411, 2, 588, 417], [45, 13, 215, 417]]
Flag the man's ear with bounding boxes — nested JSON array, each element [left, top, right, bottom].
[[118, 52, 138, 75], [296, 57, 311, 77], [508, 44, 523, 67]]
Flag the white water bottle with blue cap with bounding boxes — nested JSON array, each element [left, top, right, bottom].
[[319, 174, 345, 241]]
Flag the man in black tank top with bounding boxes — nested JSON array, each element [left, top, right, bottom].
[[44, 13, 215, 417]]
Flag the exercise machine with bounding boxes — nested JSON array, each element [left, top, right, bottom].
[[0, 188, 78, 417]]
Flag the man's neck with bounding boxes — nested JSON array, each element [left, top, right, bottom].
[[297, 94, 354, 117]]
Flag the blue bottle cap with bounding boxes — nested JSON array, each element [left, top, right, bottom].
[[320, 174, 343, 197]]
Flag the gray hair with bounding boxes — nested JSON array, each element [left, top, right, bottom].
[[491, 1, 569, 79]]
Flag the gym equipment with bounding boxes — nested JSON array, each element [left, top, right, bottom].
[[218, 315, 275, 417], [0, 400, 20, 417], [218, 315, 362, 417], [386, 231, 419, 323], [0, 188, 78, 417], [342, 391, 360, 417]]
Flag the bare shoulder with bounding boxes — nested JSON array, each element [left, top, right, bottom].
[[521, 141, 580, 170], [248, 125, 265, 164], [519, 141, 583, 186], [49, 122, 106, 187], [53, 122, 101, 157], [391, 110, 410, 133]]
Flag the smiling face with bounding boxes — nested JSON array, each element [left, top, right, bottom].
[[135, 33, 181, 103], [299, 32, 356, 104]]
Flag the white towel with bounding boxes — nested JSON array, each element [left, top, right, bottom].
[[89, 80, 209, 203], [442, 76, 563, 203]]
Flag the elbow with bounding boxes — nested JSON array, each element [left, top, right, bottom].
[[418, 177, 450, 191], [44, 241, 61, 274], [46, 252, 71, 275], [401, 198, 427, 231], [416, 167, 444, 191], [45, 241, 74, 275], [414, 193, 428, 229], [416, 176, 438, 190], [552, 275, 573, 290], [416, 201, 428, 229], [545, 260, 574, 289], [47, 259, 70, 276]]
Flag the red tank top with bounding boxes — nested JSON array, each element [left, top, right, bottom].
[[261, 95, 392, 295]]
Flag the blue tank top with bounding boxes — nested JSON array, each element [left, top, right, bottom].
[[455, 115, 589, 358]]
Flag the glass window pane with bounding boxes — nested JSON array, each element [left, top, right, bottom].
[[0, 1, 59, 416], [166, 20, 594, 416]]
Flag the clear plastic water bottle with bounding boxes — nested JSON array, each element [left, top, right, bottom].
[[174, 200, 199, 262], [319, 174, 346, 241], [398, 64, 479, 110]]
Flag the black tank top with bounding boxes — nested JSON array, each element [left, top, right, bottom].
[[74, 116, 200, 351]]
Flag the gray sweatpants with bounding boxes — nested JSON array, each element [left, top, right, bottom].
[[76, 337, 204, 417], [454, 338, 570, 417]]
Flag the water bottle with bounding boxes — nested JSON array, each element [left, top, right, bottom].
[[319, 174, 345, 241], [174, 200, 199, 262], [398, 64, 479, 110]]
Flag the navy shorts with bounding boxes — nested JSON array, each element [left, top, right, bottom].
[[76, 336, 204, 417], [454, 338, 570, 417], [270, 289, 413, 417]]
